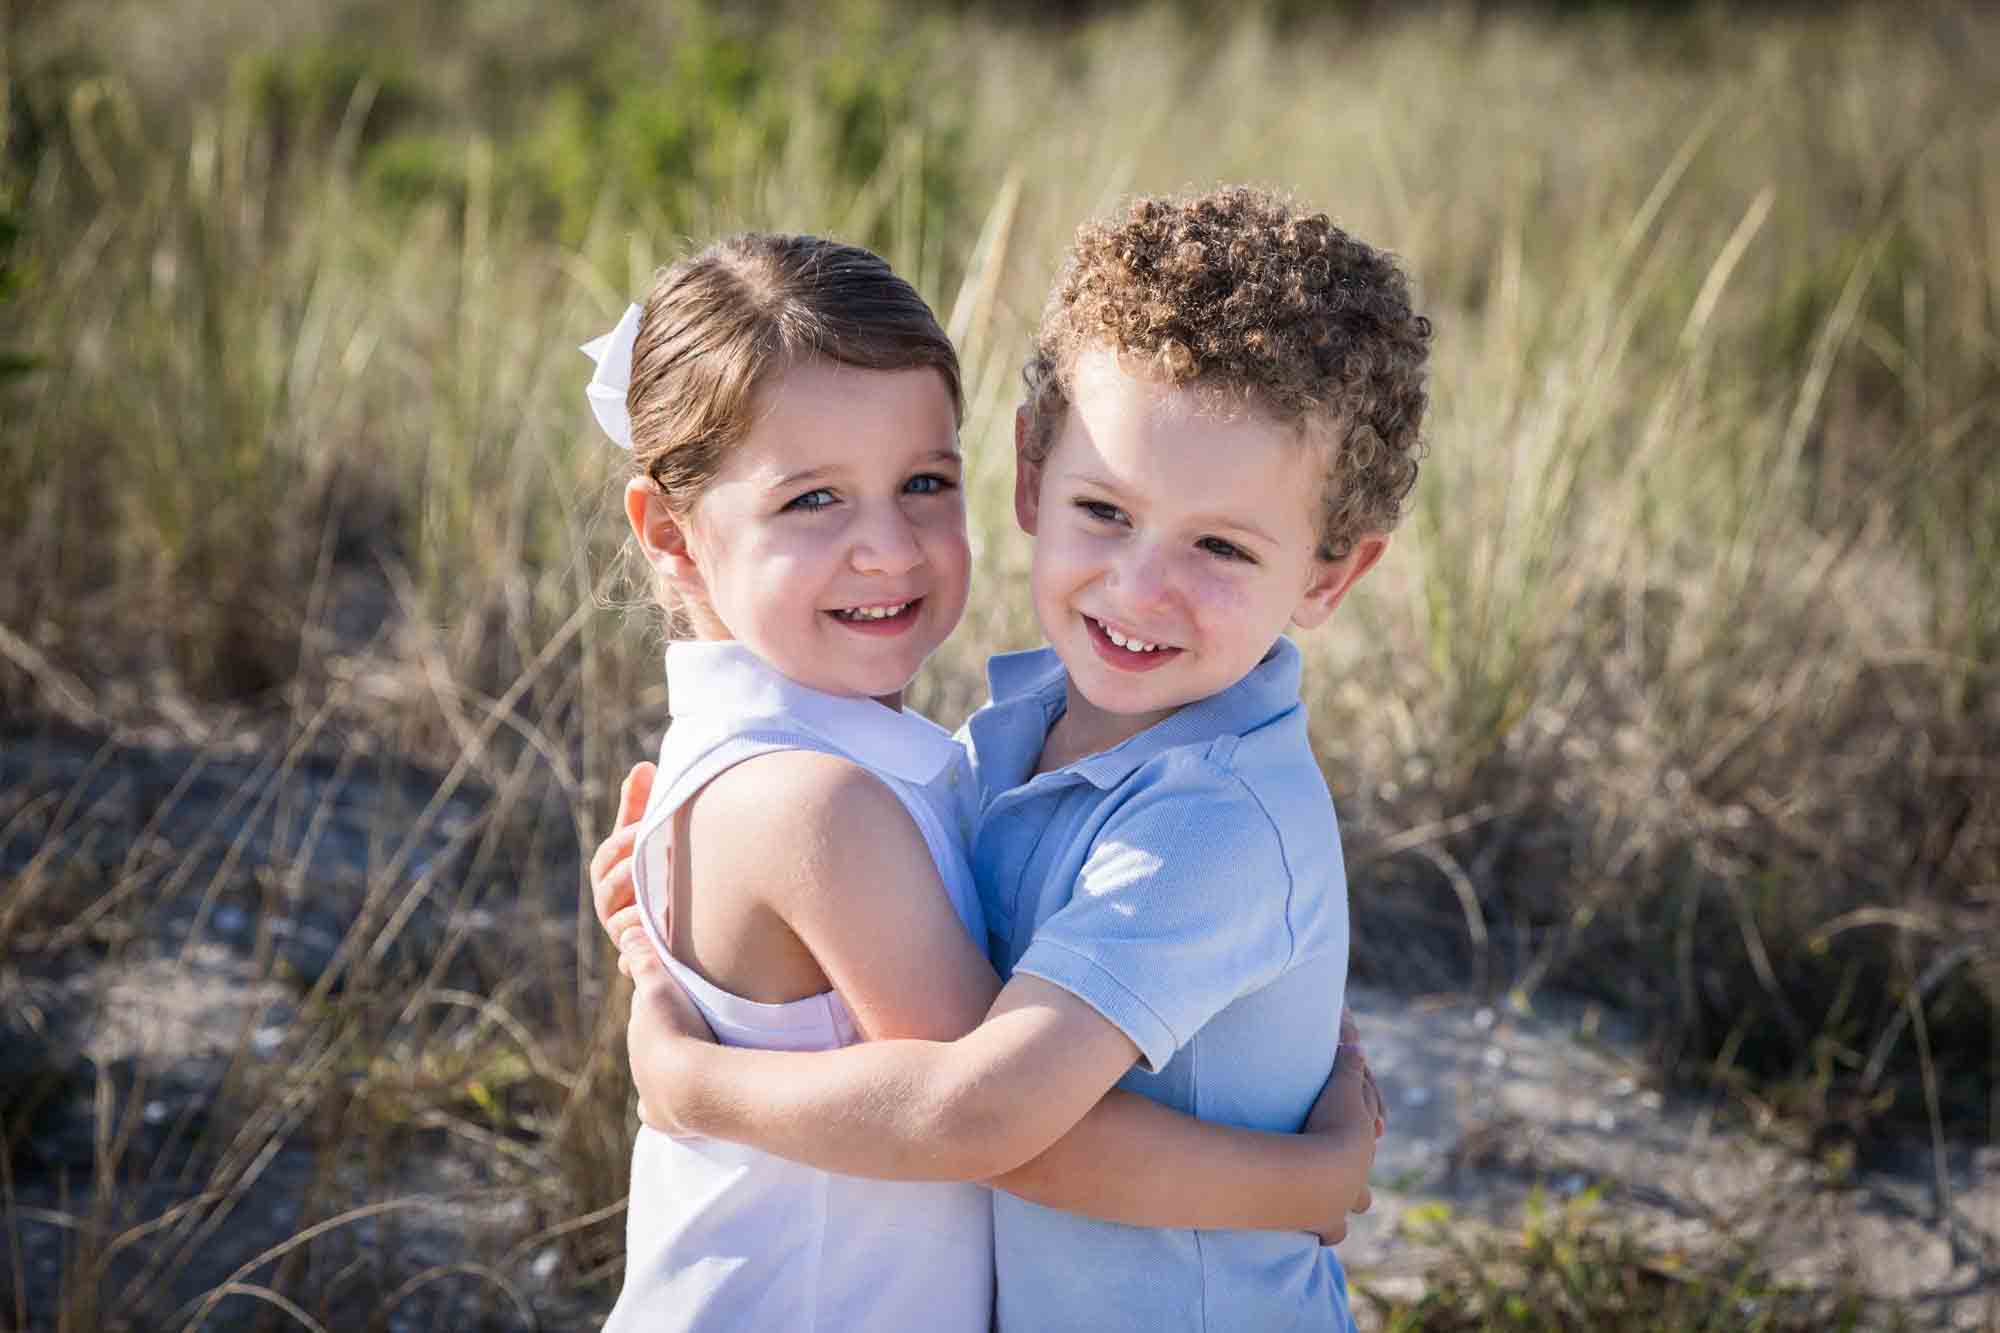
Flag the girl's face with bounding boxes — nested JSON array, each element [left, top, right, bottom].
[[642, 359, 969, 708]]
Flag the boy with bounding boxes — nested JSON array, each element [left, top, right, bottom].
[[611, 186, 1429, 1330]]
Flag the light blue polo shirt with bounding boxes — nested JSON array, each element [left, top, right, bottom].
[[962, 636, 1354, 1333]]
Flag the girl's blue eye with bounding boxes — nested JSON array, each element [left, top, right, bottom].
[[1078, 499, 1126, 524], [905, 473, 956, 496], [1199, 536, 1254, 563], [783, 488, 837, 513]]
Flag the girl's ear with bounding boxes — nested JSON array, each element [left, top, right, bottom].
[[1292, 535, 1389, 630], [625, 478, 705, 595], [1013, 407, 1043, 536]]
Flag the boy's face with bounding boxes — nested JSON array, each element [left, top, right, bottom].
[[1015, 348, 1383, 747]]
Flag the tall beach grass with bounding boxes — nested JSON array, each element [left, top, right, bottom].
[[2, 1, 1994, 1325]]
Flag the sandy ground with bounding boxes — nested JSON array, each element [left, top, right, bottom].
[[5, 725, 1994, 1328], [1339, 983, 1998, 1329]]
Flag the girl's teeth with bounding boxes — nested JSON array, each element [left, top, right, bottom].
[[841, 602, 909, 621]]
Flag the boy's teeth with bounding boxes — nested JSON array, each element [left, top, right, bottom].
[[841, 602, 909, 620], [1098, 620, 1159, 653]]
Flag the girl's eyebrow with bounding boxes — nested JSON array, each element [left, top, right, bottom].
[[769, 464, 838, 491], [769, 448, 961, 492]]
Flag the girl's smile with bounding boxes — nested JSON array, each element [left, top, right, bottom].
[[635, 359, 969, 707], [827, 598, 925, 634]]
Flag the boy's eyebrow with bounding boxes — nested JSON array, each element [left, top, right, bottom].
[[1189, 514, 1280, 547], [769, 448, 961, 491], [1069, 470, 1280, 546]]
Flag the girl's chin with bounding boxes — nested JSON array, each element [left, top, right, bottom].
[[784, 651, 931, 701]]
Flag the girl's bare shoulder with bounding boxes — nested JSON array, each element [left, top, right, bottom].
[[684, 748, 926, 884]]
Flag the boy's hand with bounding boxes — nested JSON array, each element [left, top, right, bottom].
[[1304, 1008, 1386, 1246], [593, 761, 656, 959], [623, 933, 721, 1133]]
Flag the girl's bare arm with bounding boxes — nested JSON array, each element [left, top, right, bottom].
[[603, 759, 1379, 1240]]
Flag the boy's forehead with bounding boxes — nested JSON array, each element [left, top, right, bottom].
[[1051, 347, 1329, 546], [1059, 347, 1336, 474], [1068, 347, 1272, 427]]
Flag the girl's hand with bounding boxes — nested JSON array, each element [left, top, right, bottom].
[[1303, 1008, 1386, 1245], [624, 936, 720, 1133], [593, 761, 656, 960], [1334, 1006, 1387, 1140]]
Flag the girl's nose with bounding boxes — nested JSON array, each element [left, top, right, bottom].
[[851, 505, 924, 576]]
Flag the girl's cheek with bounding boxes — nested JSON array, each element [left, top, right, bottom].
[[915, 504, 968, 537]]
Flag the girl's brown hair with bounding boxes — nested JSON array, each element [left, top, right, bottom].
[[626, 233, 962, 512]]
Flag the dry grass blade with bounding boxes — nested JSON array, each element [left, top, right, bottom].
[[0, 622, 100, 728], [189, 1281, 330, 1333], [172, 1196, 490, 1330], [1860, 941, 1993, 1094], [1414, 843, 1490, 1000], [364, 1261, 539, 1333], [403, 987, 577, 1090], [296, 593, 598, 1013]]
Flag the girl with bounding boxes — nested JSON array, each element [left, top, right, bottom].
[[586, 232, 1378, 1332]]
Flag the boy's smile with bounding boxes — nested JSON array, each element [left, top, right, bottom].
[[1016, 348, 1382, 760], [1082, 613, 1182, 670]]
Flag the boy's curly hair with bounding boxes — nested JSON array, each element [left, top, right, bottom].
[[1021, 187, 1432, 561]]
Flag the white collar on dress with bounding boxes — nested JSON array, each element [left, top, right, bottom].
[[664, 640, 960, 786]]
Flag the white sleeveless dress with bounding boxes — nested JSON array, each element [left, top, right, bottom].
[[601, 641, 993, 1333]]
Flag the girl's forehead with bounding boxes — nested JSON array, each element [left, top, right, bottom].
[[714, 366, 961, 485]]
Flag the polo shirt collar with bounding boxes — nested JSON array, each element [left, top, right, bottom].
[[984, 636, 1304, 790], [665, 640, 961, 786]]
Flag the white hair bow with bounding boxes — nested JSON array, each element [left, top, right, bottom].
[[581, 302, 643, 450]]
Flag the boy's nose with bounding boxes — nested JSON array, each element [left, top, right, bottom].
[[1113, 543, 1177, 612], [850, 507, 924, 576]]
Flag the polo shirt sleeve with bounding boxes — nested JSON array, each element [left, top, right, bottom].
[[1011, 759, 1298, 1074]]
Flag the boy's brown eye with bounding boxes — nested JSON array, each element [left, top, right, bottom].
[[1078, 500, 1124, 524], [1199, 537, 1253, 563]]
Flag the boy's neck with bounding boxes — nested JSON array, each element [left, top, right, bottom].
[[1032, 675, 1179, 775]]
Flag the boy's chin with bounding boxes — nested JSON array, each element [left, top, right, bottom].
[[1066, 668, 1193, 719]]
